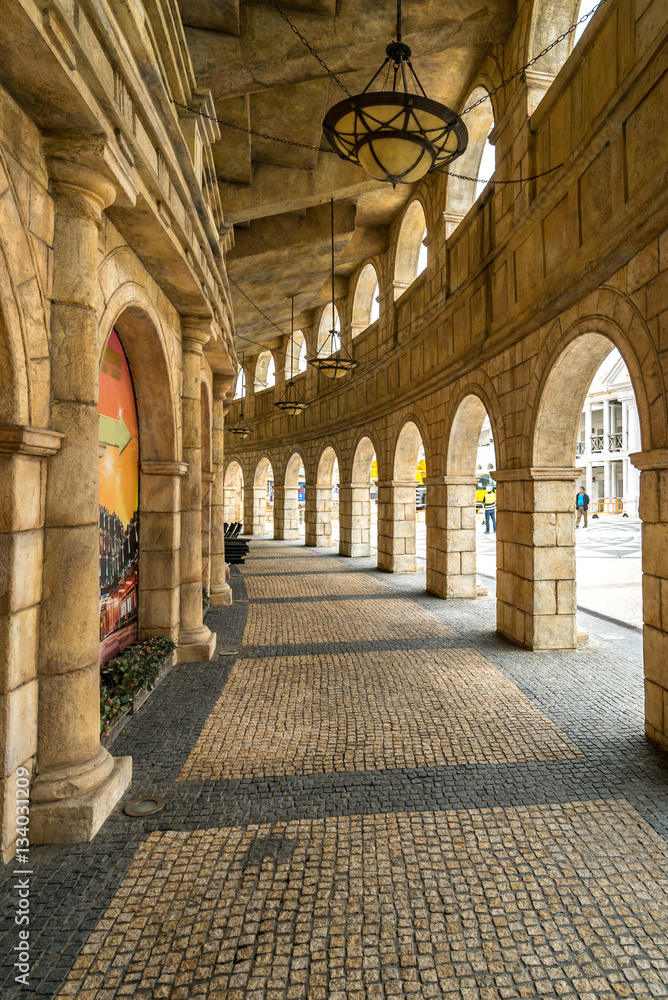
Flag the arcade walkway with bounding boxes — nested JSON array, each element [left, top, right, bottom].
[[2, 540, 668, 999]]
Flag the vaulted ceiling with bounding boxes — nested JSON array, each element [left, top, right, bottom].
[[180, 0, 516, 352]]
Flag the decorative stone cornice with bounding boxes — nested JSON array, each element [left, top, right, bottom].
[[213, 374, 236, 399], [629, 450, 668, 471], [202, 471, 217, 483], [425, 475, 477, 486], [376, 480, 420, 489], [140, 460, 188, 477], [0, 424, 64, 456], [492, 467, 581, 482]]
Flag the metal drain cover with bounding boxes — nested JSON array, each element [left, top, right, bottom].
[[124, 795, 165, 817]]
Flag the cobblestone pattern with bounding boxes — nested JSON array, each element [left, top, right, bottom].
[[55, 800, 668, 1000], [2, 541, 668, 1000], [243, 571, 393, 599], [178, 648, 581, 781]]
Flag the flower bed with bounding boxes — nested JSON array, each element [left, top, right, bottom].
[[100, 635, 177, 741]]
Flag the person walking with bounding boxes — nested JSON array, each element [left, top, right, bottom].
[[575, 486, 590, 527], [483, 484, 496, 533]]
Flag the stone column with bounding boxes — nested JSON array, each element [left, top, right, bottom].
[[201, 470, 215, 594], [244, 483, 268, 535], [304, 484, 333, 547], [0, 426, 62, 861], [495, 467, 580, 651], [139, 460, 187, 642], [274, 486, 300, 539], [339, 482, 371, 557], [209, 376, 233, 607], [630, 450, 668, 750], [377, 481, 418, 573], [32, 156, 132, 845], [178, 320, 216, 662], [603, 399, 610, 450], [425, 476, 477, 598]]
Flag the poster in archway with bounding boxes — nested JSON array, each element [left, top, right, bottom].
[[98, 329, 139, 664]]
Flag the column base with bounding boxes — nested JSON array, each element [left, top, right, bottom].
[[178, 626, 217, 662], [646, 722, 668, 751], [30, 755, 132, 846], [209, 583, 233, 606]]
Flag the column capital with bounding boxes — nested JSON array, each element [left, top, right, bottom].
[[492, 467, 581, 482], [202, 470, 216, 483], [140, 459, 188, 477], [213, 373, 235, 399], [376, 480, 419, 489], [182, 317, 213, 353], [45, 139, 121, 218], [629, 450, 668, 471], [0, 423, 63, 456], [425, 475, 477, 486], [339, 481, 372, 489]]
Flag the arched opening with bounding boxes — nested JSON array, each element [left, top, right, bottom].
[[254, 351, 276, 391], [309, 445, 340, 548], [317, 304, 341, 355], [352, 263, 380, 337], [285, 330, 307, 378], [224, 461, 244, 525], [341, 436, 377, 558], [234, 368, 246, 399], [252, 456, 275, 536], [379, 420, 425, 574], [532, 334, 644, 637], [525, 0, 597, 109], [280, 452, 307, 540], [444, 88, 495, 235], [394, 200, 428, 299]]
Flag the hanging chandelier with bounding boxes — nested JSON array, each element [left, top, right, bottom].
[[308, 200, 359, 380], [323, 0, 468, 187], [227, 356, 254, 439], [275, 297, 309, 415]]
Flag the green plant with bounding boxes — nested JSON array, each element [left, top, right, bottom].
[[100, 635, 177, 737], [202, 587, 210, 613]]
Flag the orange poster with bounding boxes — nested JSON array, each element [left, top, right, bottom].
[[98, 330, 139, 664]]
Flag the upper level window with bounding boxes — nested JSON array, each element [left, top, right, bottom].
[[475, 130, 496, 199], [352, 263, 380, 334], [286, 331, 307, 378], [394, 200, 428, 298], [254, 350, 275, 391], [234, 368, 245, 399], [318, 304, 341, 355], [574, 0, 599, 44], [444, 87, 494, 234]]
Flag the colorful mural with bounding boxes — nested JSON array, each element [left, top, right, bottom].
[[98, 329, 139, 664]]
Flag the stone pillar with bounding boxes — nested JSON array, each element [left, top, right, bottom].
[[630, 450, 668, 750], [139, 460, 187, 641], [305, 485, 333, 547], [0, 426, 62, 861], [201, 470, 215, 594], [244, 483, 268, 535], [339, 482, 371, 557], [274, 486, 300, 539], [209, 377, 233, 607], [425, 476, 477, 598], [178, 321, 216, 662], [31, 156, 132, 845], [603, 399, 610, 450], [495, 467, 580, 651], [377, 481, 418, 573]]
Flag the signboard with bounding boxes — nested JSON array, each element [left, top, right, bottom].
[[98, 330, 139, 664]]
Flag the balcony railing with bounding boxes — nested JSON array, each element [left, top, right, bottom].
[[608, 432, 623, 451], [590, 434, 604, 452]]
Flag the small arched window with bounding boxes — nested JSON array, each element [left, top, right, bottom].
[[475, 129, 496, 199], [254, 351, 276, 391], [352, 263, 380, 335], [234, 368, 245, 399], [574, 0, 599, 44], [394, 201, 428, 298], [444, 88, 494, 234], [285, 331, 308, 378], [318, 304, 341, 355]]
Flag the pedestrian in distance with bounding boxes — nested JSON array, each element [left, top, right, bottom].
[[483, 485, 496, 533], [575, 486, 590, 527]]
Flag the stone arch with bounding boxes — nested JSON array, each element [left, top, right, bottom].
[[224, 459, 244, 523], [254, 453, 274, 487], [352, 263, 380, 336], [318, 303, 341, 353], [377, 418, 429, 574], [351, 433, 378, 483], [528, 305, 659, 468], [445, 86, 495, 233], [285, 330, 307, 378], [285, 450, 306, 487], [339, 434, 379, 559], [445, 376, 506, 476], [393, 417, 427, 481], [317, 443, 340, 485], [305, 444, 341, 549], [526, 0, 580, 78], [254, 350, 275, 391], [394, 200, 427, 298], [277, 450, 306, 540], [248, 453, 275, 537], [99, 284, 179, 463]]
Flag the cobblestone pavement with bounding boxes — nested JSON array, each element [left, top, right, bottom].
[[2, 539, 668, 999]]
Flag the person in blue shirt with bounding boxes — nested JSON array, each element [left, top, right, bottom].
[[483, 486, 496, 533], [575, 486, 590, 527]]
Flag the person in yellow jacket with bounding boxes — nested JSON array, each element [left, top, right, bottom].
[[483, 485, 496, 534]]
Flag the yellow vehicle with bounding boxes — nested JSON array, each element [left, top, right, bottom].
[[476, 473, 496, 507]]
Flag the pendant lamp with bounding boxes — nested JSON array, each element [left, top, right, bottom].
[[323, 0, 468, 187], [275, 297, 309, 415], [308, 200, 359, 379], [227, 356, 254, 439]]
